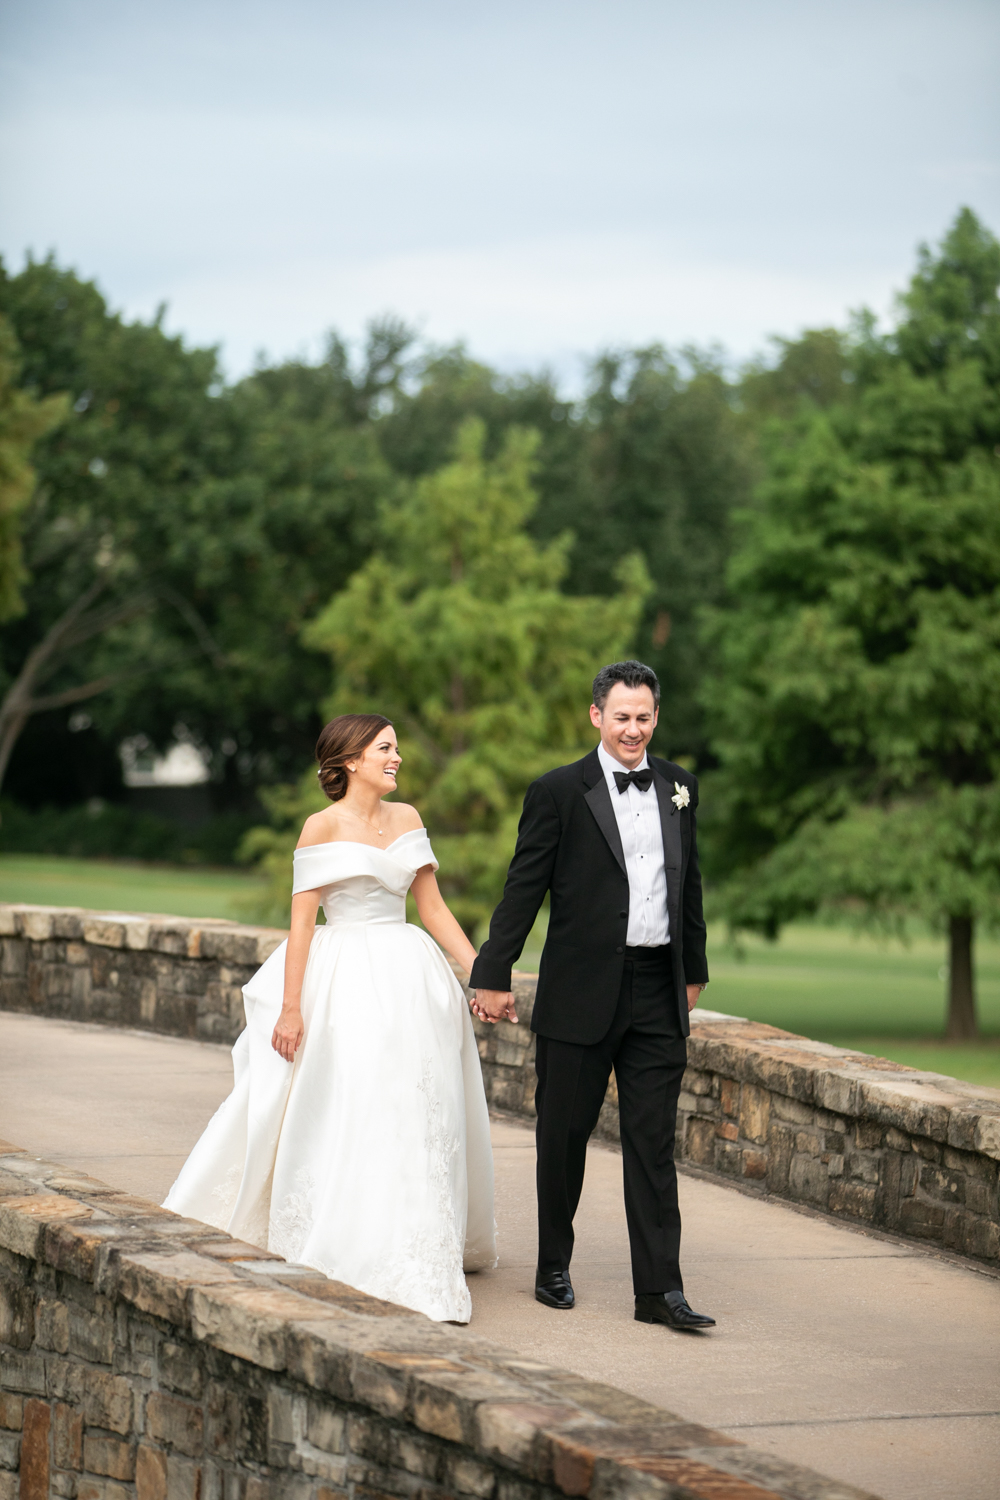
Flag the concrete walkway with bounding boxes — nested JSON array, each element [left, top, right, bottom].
[[2, 1011, 998, 1500]]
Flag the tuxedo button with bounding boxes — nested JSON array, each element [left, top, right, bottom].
[[615, 946, 624, 954], [619, 911, 627, 919]]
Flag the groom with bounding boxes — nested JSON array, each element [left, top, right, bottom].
[[471, 661, 714, 1330]]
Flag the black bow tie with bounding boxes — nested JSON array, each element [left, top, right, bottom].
[[613, 767, 653, 794]]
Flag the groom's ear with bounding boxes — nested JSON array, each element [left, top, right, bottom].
[[589, 703, 603, 730]]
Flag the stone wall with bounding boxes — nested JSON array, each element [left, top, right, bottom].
[[3, 904, 999, 1269], [0, 1142, 880, 1500]]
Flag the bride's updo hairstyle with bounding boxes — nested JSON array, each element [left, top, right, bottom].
[[316, 714, 393, 803]]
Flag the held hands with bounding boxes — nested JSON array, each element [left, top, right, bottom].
[[471, 989, 518, 1025], [272, 1006, 304, 1062]]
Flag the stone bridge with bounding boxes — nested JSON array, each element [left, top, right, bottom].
[[2, 903, 999, 1500]]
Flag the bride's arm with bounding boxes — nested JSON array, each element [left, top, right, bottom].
[[272, 887, 321, 1061], [410, 867, 478, 977]]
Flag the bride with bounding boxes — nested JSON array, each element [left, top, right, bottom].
[[164, 713, 497, 1322]]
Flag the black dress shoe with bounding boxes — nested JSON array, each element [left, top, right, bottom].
[[535, 1270, 575, 1309], [635, 1291, 715, 1330]]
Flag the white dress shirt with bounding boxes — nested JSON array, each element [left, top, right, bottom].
[[597, 742, 670, 947]]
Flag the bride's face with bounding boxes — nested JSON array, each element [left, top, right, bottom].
[[351, 729, 401, 796]]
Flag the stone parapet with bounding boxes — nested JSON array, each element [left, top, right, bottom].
[[0, 1140, 880, 1500], [0, 903, 284, 1043], [2, 903, 999, 1269]]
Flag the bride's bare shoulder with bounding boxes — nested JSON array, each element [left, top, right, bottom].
[[296, 809, 340, 850], [387, 803, 424, 834]]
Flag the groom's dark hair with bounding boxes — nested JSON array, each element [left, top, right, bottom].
[[592, 660, 660, 711]]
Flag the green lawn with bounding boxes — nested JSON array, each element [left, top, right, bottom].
[[0, 854, 268, 922], [4, 855, 999, 1089], [518, 913, 1000, 1089]]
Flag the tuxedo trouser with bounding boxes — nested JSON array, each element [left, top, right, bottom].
[[534, 947, 686, 1295]]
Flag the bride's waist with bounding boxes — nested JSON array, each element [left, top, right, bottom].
[[318, 905, 407, 929]]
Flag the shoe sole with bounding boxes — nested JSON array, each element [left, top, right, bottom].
[[634, 1311, 714, 1329], [535, 1293, 575, 1310]]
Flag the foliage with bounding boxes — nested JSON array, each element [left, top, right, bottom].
[[244, 419, 650, 931], [702, 208, 1000, 1034], [0, 797, 258, 866], [0, 316, 66, 623], [0, 260, 399, 804]]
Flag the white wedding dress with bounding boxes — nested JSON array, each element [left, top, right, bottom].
[[163, 829, 497, 1322]]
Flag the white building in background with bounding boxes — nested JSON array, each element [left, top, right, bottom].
[[119, 733, 210, 789]]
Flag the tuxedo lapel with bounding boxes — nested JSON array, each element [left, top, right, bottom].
[[582, 751, 626, 876], [652, 767, 682, 933]]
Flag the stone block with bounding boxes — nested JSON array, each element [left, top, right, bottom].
[[0, 1472, 15, 1500], [69, 1303, 114, 1364], [788, 1155, 830, 1208], [159, 1341, 204, 1399], [81, 918, 127, 949], [719, 1078, 738, 1117], [0, 1351, 46, 1394], [898, 1198, 946, 1239], [715, 1120, 738, 1143], [474, 1402, 577, 1467], [19, 1398, 51, 1500], [135, 1443, 168, 1500], [794, 1130, 821, 1158], [145, 1393, 204, 1457], [115, 1248, 239, 1326], [829, 1180, 877, 1220], [715, 1142, 743, 1178], [911, 1136, 941, 1163], [845, 1153, 879, 1185], [53, 1403, 83, 1470], [78, 1480, 133, 1500], [765, 1123, 795, 1193], [205, 1382, 242, 1461], [683, 1117, 716, 1167], [307, 1401, 345, 1454], [0, 1394, 21, 1431], [21, 911, 55, 941], [191, 1283, 338, 1370], [0, 1194, 93, 1259], [82, 1369, 133, 1435], [0, 1276, 35, 1349], [267, 1387, 302, 1445], [742, 1150, 767, 1180], [920, 1166, 964, 1205], [83, 1435, 136, 1481], [0, 1432, 19, 1470], [965, 1216, 1000, 1262], [738, 1084, 770, 1145], [681, 1068, 713, 1097]]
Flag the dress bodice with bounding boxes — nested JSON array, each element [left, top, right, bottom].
[[292, 828, 438, 928]]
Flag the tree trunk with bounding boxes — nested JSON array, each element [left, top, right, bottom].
[[946, 914, 977, 1040]]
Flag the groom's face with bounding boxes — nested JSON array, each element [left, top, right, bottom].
[[590, 683, 658, 769]]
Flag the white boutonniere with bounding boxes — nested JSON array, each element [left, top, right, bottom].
[[671, 782, 690, 812]]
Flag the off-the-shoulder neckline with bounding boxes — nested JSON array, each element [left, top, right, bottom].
[[294, 828, 428, 855]]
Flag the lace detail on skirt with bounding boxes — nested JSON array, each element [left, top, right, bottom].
[[270, 1167, 317, 1263], [366, 1060, 470, 1321]]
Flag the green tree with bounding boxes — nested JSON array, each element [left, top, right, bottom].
[[703, 208, 1000, 1039], [246, 419, 650, 930], [0, 314, 65, 623], [0, 261, 397, 808]]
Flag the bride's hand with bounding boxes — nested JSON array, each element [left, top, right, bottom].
[[272, 1007, 304, 1062]]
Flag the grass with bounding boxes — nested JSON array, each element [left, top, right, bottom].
[[517, 913, 1000, 1089], [0, 853, 268, 923], [4, 854, 999, 1089]]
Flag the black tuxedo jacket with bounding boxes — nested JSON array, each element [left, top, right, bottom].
[[469, 747, 709, 1044]]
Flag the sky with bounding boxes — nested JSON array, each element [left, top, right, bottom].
[[1, 0, 998, 385]]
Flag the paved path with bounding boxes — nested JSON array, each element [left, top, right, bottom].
[[2, 1011, 998, 1500]]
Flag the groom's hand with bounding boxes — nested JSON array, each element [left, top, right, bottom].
[[472, 989, 518, 1024], [687, 983, 705, 1013]]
